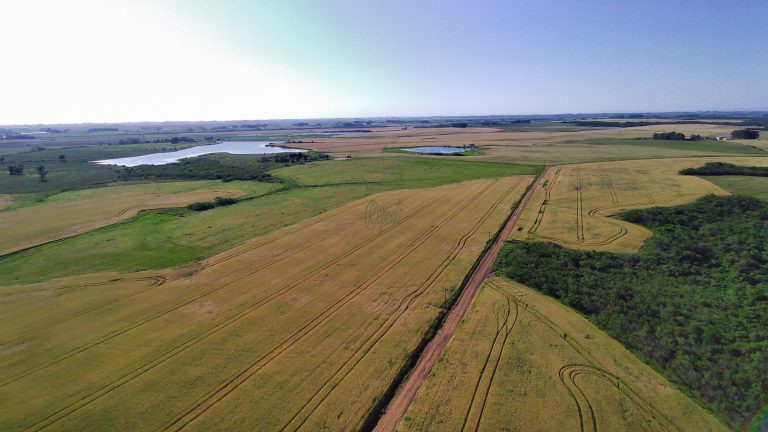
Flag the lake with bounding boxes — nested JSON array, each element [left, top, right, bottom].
[[94, 141, 306, 167], [401, 146, 473, 154]]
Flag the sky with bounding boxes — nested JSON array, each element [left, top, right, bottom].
[[1, 0, 767, 125]]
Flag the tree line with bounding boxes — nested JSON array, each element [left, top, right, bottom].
[[680, 162, 768, 177], [652, 131, 701, 141]]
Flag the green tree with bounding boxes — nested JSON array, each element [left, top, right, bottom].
[[36, 165, 48, 182], [7, 164, 23, 176]]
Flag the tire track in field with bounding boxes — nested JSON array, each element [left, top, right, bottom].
[[21, 185, 473, 431], [503, 282, 679, 432], [528, 168, 560, 236], [0, 215, 359, 353], [599, 166, 619, 205], [0, 276, 166, 346], [469, 284, 521, 432], [2, 192, 445, 390], [575, 166, 585, 243], [196, 189, 407, 271], [278, 179, 526, 432], [558, 364, 670, 432], [0, 276, 143, 299], [159, 181, 502, 432], [461, 293, 511, 431]]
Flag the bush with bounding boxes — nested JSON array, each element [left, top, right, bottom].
[[187, 202, 215, 211], [7, 164, 24, 176], [214, 196, 238, 206], [732, 129, 760, 140], [652, 131, 686, 140]]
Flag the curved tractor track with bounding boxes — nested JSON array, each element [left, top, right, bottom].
[[460, 282, 522, 432]]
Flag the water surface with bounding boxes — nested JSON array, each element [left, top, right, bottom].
[[401, 146, 473, 154], [95, 141, 306, 167]]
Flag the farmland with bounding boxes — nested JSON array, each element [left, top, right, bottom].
[[0, 175, 533, 431], [289, 123, 764, 164], [1, 117, 767, 432], [0, 180, 260, 256], [500, 196, 768, 429], [401, 277, 729, 432], [508, 157, 768, 253], [0, 158, 537, 285]]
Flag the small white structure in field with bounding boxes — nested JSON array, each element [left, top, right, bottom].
[[715, 136, 728, 141]]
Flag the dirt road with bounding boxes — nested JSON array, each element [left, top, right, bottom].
[[372, 168, 547, 432]]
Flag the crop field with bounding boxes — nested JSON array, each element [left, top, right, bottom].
[[0, 158, 538, 285], [508, 157, 768, 253], [0, 175, 533, 431], [400, 277, 729, 432], [0, 181, 261, 256], [289, 124, 761, 164]]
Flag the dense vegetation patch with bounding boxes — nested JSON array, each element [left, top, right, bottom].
[[681, 162, 768, 177], [118, 152, 329, 182], [187, 196, 239, 211], [732, 129, 760, 140], [652, 131, 701, 141], [497, 195, 768, 429]]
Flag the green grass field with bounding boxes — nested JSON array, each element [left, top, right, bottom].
[[704, 175, 768, 201]]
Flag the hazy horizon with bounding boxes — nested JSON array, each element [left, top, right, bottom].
[[2, 0, 766, 124]]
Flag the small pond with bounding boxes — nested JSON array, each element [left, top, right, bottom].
[[401, 146, 475, 154]]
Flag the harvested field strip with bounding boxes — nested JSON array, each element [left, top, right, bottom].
[[401, 278, 729, 432], [0, 176, 532, 432]]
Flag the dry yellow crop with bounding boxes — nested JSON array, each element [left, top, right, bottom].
[[510, 157, 768, 253], [289, 124, 756, 164], [0, 176, 532, 431], [401, 277, 729, 432]]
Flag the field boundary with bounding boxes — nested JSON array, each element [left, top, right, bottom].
[[367, 169, 547, 432]]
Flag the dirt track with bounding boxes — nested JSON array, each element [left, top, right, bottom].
[[372, 168, 548, 432]]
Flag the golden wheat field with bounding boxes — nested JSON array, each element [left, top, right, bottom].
[[400, 277, 729, 432], [508, 157, 768, 253], [0, 181, 261, 256], [0, 175, 532, 431]]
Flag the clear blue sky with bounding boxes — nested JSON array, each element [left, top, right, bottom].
[[1, 0, 766, 124]]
